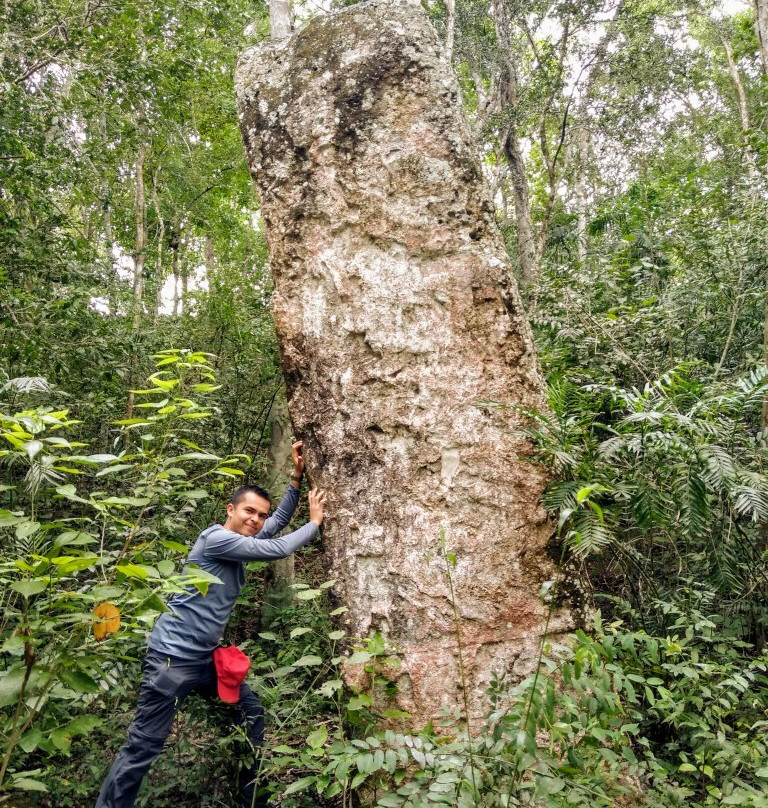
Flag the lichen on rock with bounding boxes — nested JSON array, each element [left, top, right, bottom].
[[236, 0, 575, 729]]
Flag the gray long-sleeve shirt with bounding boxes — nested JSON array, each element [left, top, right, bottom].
[[148, 484, 318, 658]]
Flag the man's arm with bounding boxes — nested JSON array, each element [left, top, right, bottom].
[[259, 439, 306, 539], [205, 489, 327, 562]]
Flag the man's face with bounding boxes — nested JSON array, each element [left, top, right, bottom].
[[225, 492, 271, 536]]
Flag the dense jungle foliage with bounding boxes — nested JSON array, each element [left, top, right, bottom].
[[1, 0, 767, 806]]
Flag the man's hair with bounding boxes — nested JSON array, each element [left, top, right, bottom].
[[229, 485, 272, 506]]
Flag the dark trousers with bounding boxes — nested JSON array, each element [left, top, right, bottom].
[[95, 650, 266, 808]]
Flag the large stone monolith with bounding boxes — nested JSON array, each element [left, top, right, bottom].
[[235, 0, 575, 728]]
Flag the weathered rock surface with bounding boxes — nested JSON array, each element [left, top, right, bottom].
[[236, 0, 575, 728]]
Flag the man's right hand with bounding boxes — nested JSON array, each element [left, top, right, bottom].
[[309, 489, 327, 526]]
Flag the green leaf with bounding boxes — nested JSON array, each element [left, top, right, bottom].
[[317, 679, 344, 697], [59, 668, 100, 693], [306, 725, 328, 749], [95, 464, 133, 477], [11, 579, 48, 598], [319, 579, 337, 589], [116, 563, 149, 580], [90, 586, 124, 600], [290, 626, 312, 638], [328, 630, 346, 641], [283, 776, 317, 795], [377, 795, 404, 807], [15, 520, 40, 539], [23, 440, 44, 460], [156, 559, 175, 578], [161, 540, 188, 553], [347, 694, 373, 711], [52, 556, 98, 574], [0, 668, 25, 707], [54, 530, 97, 548], [65, 715, 103, 736], [50, 729, 71, 753], [55, 484, 92, 506], [295, 588, 323, 600], [11, 778, 48, 792], [258, 632, 278, 641], [0, 512, 27, 526], [99, 496, 151, 506], [293, 655, 323, 667], [347, 651, 373, 665], [19, 727, 43, 753]]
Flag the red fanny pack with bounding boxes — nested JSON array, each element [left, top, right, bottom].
[[213, 645, 251, 703]]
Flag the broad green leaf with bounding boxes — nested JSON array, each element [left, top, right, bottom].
[[19, 727, 43, 753], [11, 579, 48, 597], [116, 563, 149, 580], [317, 679, 344, 697], [293, 655, 323, 667], [212, 466, 244, 476], [54, 530, 97, 548], [0, 512, 26, 526], [0, 667, 25, 707], [95, 464, 133, 477], [91, 586, 124, 600], [65, 715, 102, 736], [149, 376, 179, 389], [50, 729, 71, 753], [23, 440, 44, 460], [328, 630, 346, 641], [15, 520, 40, 539], [306, 725, 328, 749], [59, 668, 100, 693], [258, 632, 278, 641], [169, 452, 219, 462], [11, 778, 48, 792], [283, 776, 316, 796], [99, 496, 151, 506], [290, 626, 312, 639], [347, 651, 373, 665], [161, 540, 188, 553], [55, 485, 92, 506], [347, 694, 373, 711], [52, 556, 99, 574], [295, 588, 323, 600]]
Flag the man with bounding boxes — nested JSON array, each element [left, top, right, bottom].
[[95, 441, 326, 808]]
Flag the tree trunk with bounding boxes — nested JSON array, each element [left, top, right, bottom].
[[236, 0, 576, 729], [261, 393, 296, 627], [125, 143, 148, 421], [493, 2, 537, 287], [756, 0, 768, 75], [269, 0, 291, 39], [575, 122, 590, 265], [444, 0, 455, 62]]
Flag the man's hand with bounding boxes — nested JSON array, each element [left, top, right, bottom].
[[290, 440, 305, 487], [309, 489, 327, 526]]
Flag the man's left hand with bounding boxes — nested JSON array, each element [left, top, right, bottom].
[[291, 440, 305, 480]]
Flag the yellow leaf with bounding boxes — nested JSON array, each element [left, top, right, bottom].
[[92, 602, 120, 641]]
